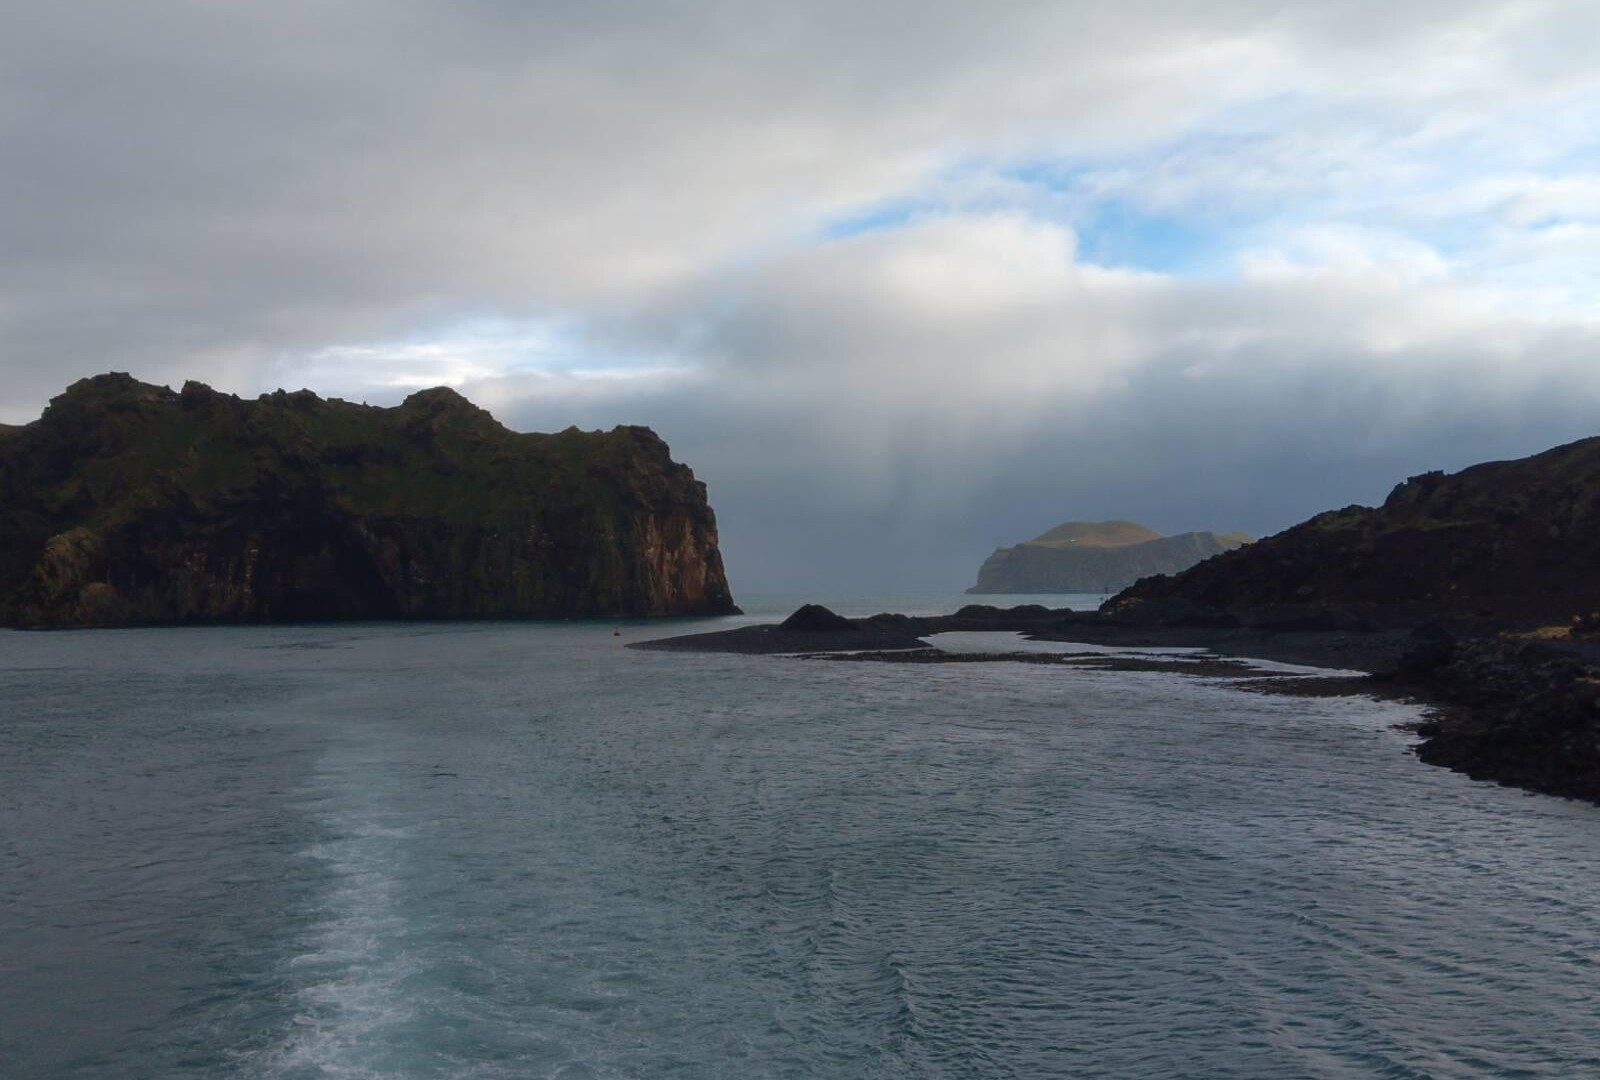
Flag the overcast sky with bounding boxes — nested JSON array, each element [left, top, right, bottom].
[[4, 1, 1599, 592]]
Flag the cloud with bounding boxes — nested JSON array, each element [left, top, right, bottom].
[[3, 1, 1599, 589], [474, 213, 1600, 589]]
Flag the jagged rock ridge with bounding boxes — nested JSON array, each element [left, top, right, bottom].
[[0, 374, 737, 627], [1107, 436, 1600, 623], [969, 520, 1251, 594]]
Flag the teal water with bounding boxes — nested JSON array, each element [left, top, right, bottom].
[[3, 612, 1598, 1079]]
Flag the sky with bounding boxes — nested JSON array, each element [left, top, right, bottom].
[[4, 1, 1599, 593]]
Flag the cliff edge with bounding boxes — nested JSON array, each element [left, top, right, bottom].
[[0, 374, 738, 627]]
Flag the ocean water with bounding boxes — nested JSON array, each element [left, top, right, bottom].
[[3, 610, 1598, 1079]]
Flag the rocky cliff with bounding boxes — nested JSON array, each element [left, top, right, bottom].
[[0, 374, 738, 627], [1107, 437, 1600, 624], [969, 520, 1250, 593]]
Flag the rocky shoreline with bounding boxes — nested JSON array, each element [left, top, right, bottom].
[[1387, 636, 1600, 804], [632, 602, 1416, 670], [634, 602, 1600, 807]]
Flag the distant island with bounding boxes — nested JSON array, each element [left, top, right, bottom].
[[0, 374, 738, 627], [968, 519, 1251, 593]]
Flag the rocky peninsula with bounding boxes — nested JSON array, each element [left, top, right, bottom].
[[0, 374, 737, 627]]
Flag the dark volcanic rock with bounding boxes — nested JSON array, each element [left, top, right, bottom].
[[1401, 639, 1600, 803], [780, 604, 856, 631], [630, 623, 930, 655], [0, 374, 737, 627], [1108, 435, 1600, 625], [631, 602, 1086, 655]]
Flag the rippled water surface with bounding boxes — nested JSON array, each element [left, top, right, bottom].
[[3, 615, 1598, 1079]]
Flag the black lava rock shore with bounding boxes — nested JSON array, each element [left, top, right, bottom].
[[636, 602, 1600, 807]]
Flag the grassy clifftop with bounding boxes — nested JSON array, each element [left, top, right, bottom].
[[1027, 520, 1163, 549], [0, 374, 737, 626]]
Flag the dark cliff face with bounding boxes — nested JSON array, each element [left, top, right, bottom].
[[0, 374, 737, 627], [970, 529, 1250, 594], [1108, 435, 1600, 624]]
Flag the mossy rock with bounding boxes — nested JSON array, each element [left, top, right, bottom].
[[0, 375, 738, 627]]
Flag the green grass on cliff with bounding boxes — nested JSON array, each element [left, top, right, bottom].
[[0, 374, 732, 625], [1028, 520, 1164, 548], [3, 375, 695, 532]]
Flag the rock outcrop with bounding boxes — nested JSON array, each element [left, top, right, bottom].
[[969, 520, 1250, 593], [0, 374, 738, 627], [780, 604, 857, 632], [1395, 636, 1600, 803], [1106, 436, 1600, 624]]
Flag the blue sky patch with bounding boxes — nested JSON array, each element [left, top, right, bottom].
[[1072, 201, 1233, 277], [821, 200, 928, 240]]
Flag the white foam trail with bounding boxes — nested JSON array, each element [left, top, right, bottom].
[[255, 789, 422, 1079]]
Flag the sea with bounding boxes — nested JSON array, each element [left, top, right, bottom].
[[3, 593, 1598, 1079]]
